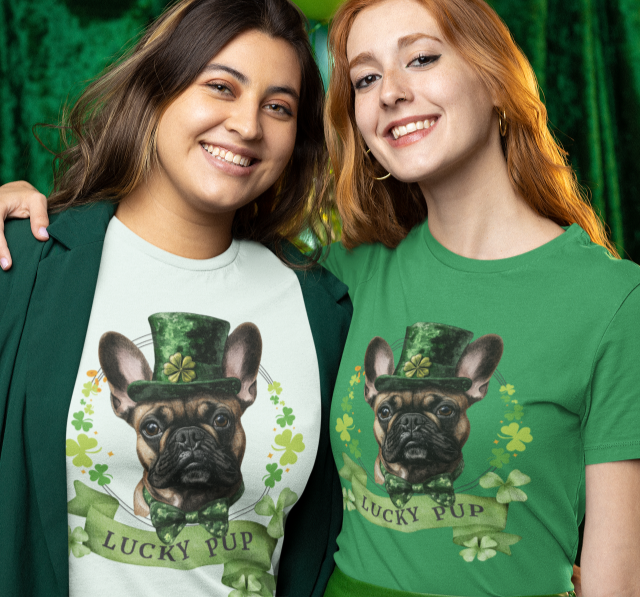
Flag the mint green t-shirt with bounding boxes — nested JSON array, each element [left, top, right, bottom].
[[322, 220, 640, 596]]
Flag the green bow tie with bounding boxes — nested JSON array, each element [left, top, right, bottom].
[[143, 483, 244, 544], [381, 461, 464, 509]]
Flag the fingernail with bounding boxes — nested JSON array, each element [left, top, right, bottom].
[[39, 227, 49, 239], [0, 258, 9, 270]]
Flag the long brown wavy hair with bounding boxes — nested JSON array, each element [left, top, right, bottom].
[[325, 0, 619, 257], [38, 0, 329, 260]]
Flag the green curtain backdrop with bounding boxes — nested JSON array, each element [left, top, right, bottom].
[[1, 0, 639, 260]]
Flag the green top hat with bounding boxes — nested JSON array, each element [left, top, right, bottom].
[[128, 312, 241, 402], [375, 322, 474, 393]]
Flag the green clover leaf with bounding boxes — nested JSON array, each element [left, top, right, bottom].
[[403, 354, 432, 378], [272, 430, 305, 466], [71, 411, 93, 432], [335, 414, 355, 442], [80, 399, 86, 405], [230, 573, 263, 597], [459, 536, 498, 562], [255, 488, 298, 538], [342, 487, 356, 511], [349, 439, 362, 459], [66, 434, 101, 468], [276, 407, 295, 428], [81, 381, 99, 398], [479, 469, 531, 503], [500, 384, 515, 395], [88, 464, 113, 486], [497, 423, 533, 452], [341, 396, 351, 412], [349, 373, 360, 387], [84, 405, 95, 416], [68, 525, 91, 558], [488, 448, 510, 469], [269, 395, 280, 405], [267, 381, 283, 395], [163, 353, 196, 383], [504, 404, 524, 421], [262, 463, 283, 488]]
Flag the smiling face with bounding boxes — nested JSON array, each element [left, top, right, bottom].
[[152, 29, 301, 218], [347, 0, 498, 185]]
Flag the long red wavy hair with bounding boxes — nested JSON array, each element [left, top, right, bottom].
[[325, 0, 618, 256]]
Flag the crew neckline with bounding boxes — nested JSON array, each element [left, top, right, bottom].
[[108, 216, 240, 271], [422, 220, 583, 273]]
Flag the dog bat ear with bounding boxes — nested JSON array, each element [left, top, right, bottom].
[[99, 332, 152, 422], [456, 334, 504, 406], [364, 337, 395, 407], [223, 322, 262, 412]]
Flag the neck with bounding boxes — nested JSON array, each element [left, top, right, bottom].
[[418, 135, 563, 260], [116, 177, 234, 260]]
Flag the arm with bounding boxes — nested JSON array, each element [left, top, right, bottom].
[[581, 460, 640, 596], [0, 181, 49, 270]]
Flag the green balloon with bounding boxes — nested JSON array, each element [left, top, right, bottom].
[[293, 0, 344, 21]]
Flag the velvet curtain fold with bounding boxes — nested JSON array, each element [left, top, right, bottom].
[[1, 0, 638, 259]]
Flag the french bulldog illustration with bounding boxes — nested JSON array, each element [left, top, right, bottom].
[[99, 313, 261, 520], [363, 323, 503, 491]]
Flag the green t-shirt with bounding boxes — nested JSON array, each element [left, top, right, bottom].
[[322, 220, 640, 596]]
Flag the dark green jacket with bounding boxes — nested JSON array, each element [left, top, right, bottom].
[[0, 203, 350, 597]]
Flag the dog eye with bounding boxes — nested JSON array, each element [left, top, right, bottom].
[[214, 414, 229, 428], [437, 405, 454, 417], [378, 406, 391, 420], [143, 421, 162, 436]]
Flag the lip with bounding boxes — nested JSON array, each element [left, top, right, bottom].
[[382, 114, 440, 148], [200, 143, 261, 177], [383, 114, 439, 137], [200, 140, 260, 161]]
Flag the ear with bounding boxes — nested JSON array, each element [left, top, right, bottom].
[[99, 332, 152, 423], [455, 334, 504, 406], [364, 337, 395, 407], [223, 322, 262, 412]]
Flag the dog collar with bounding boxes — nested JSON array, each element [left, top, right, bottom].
[[143, 483, 245, 545], [380, 460, 464, 509]]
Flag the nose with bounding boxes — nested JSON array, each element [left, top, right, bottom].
[[379, 70, 413, 108], [225, 100, 263, 141], [397, 413, 427, 432], [174, 426, 205, 450]]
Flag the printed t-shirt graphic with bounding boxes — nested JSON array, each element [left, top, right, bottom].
[[65, 218, 321, 597], [323, 220, 640, 596]]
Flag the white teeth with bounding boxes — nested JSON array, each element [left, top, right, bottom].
[[391, 118, 437, 139], [201, 143, 253, 167]]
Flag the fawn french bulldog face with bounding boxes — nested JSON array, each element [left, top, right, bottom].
[[364, 334, 503, 485], [99, 322, 261, 515]]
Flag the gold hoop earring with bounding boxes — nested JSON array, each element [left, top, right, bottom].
[[366, 148, 391, 181], [498, 110, 507, 137]]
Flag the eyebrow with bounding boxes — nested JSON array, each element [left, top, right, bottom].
[[202, 63, 299, 101], [349, 33, 442, 70]]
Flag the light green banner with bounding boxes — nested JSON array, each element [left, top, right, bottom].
[[69, 481, 277, 571], [340, 454, 521, 555]]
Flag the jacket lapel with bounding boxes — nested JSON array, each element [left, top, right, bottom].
[[25, 204, 114, 593]]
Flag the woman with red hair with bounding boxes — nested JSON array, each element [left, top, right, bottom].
[[318, 0, 640, 595], [2, 0, 640, 596]]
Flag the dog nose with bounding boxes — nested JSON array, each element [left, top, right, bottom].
[[174, 426, 205, 449], [397, 413, 426, 431]]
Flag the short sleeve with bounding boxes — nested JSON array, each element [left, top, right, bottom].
[[583, 284, 640, 465]]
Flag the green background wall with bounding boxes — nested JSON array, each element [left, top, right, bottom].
[[1, 0, 639, 260]]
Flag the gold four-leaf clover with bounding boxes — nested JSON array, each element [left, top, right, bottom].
[[163, 353, 196, 383], [403, 354, 432, 378]]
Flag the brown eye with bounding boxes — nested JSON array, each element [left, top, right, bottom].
[[214, 414, 229, 428], [379, 406, 391, 420], [438, 405, 454, 417], [144, 421, 161, 436]]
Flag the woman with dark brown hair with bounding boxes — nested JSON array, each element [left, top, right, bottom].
[[317, 0, 639, 595], [0, 1, 350, 596]]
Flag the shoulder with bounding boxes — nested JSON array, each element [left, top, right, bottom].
[[319, 240, 388, 290]]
